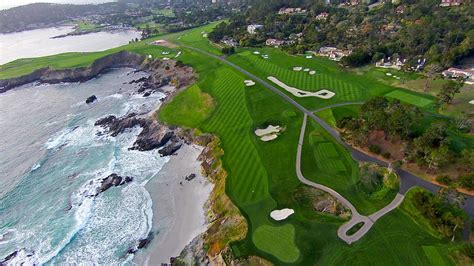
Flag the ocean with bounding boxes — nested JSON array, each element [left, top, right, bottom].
[[0, 69, 171, 264]]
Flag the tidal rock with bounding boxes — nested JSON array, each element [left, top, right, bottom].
[[185, 174, 196, 181], [100, 173, 133, 193], [159, 142, 182, 157], [86, 95, 97, 104], [143, 91, 151, 97], [127, 233, 153, 255]]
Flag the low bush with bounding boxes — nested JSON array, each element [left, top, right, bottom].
[[369, 144, 381, 154]]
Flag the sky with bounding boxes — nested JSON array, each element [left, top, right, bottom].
[[0, 0, 116, 10]]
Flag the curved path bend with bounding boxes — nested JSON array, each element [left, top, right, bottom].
[[297, 114, 405, 244], [180, 44, 474, 243]]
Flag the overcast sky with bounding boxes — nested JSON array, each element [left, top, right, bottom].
[[0, 0, 116, 10]]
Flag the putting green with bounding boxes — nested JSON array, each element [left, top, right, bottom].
[[252, 224, 300, 263], [385, 90, 433, 108]]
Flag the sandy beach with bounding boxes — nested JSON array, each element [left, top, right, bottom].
[[133, 144, 213, 265]]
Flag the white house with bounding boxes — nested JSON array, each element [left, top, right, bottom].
[[247, 24, 263, 34]]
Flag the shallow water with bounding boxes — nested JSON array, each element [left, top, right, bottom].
[[0, 26, 140, 65], [0, 69, 170, 264]]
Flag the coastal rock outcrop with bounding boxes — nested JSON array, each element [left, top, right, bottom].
[[0, 51, 146, 93], [95, 113, 182, 154], [0, 249, 35, 265], [86, 95, 97, 104], [99, 173, 133, 193], [0, 51, 195, 96]]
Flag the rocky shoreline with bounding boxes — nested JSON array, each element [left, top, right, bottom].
[[0, 50, 194, 94]]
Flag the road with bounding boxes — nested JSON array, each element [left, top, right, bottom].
[[180, 44, 473, 242]]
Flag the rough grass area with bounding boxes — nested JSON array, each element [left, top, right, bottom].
[[385, 90, 434, 108], [302, 120, 397, 214], [159, 84, 214, 128], [252, 224, 300, 263]]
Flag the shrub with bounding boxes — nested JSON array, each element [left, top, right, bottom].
[[369, 144, 381, 154], [458, 173, 474, 190], [436, 175, 453, 186], [382, 152, 391, 159]]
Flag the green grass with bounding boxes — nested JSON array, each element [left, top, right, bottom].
[[252, 224, 300, 263], [159, 84, 215, 128], [0, 41, 177, 79], [152, 8, 175, 17], [228, 48, 394, 110], [75, 22, 101, 32], [385, 90, 434, 108]]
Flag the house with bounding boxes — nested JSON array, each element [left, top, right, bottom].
[[247, 24, 263, 34], [315, 12, 329, 21], [442, 67, 474, 84], [266, 38, 286, 47], [442, 67, 474, 78], [317, 46, 351, 61], [278, 7, 307, 15], [222, 38, 238, 47], [375, 57, 406, 70], [440, 0, 463, 6]]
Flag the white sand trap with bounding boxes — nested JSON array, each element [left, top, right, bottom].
[[244, 80, 256, 86], [161, 51, 170, 55], [268, 76, 335, 99], [293, 66, 303, 71], [469, 100, 474, 105], [175, 51, 182, 58], [303, 68, 310, 72], [262, 54, 269, 59], [386, 73, 392, 76], [148, 55, 153, 59], [261, 134, 278, 142], [309, 70, 316, 75], [396, 77, 401, 80], [202, 33, 208, 38], [163, 57, 170, 60], [255, 125, 282, 142], [306, 55, 313, 59], [270, 208, 295, 221], [253, 51, 261, 55], [255, 125, 282, 136]]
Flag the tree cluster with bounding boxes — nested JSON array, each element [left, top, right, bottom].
[[411, 189, 466, 239]]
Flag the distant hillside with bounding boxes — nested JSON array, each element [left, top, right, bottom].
[[0, 2, 124, 33]]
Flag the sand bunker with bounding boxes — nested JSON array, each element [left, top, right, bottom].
[[262, 54, 269, 59], [293, 66, 303, 71], [255, 125, 282, 142], [161, 51, 170, 55], [244, 80, 256, 86], [261, 134, 278, 141], [255, 125, 282, 136], [309, 70, 316, 75], [202, 33, 208, 38], [469, 100, 474, 105], [306, 55, 313, 59], [303, 68, 310, 72], [270, 208, 295, 221], [175, 51, 182, 58], [386, 73, 392, 76], [253, 51, 261, 55], [268, 76, 335, 99]]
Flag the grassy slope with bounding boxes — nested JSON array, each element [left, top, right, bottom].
[[0, 23, 467, 265], [159, 84, 215, 128]]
